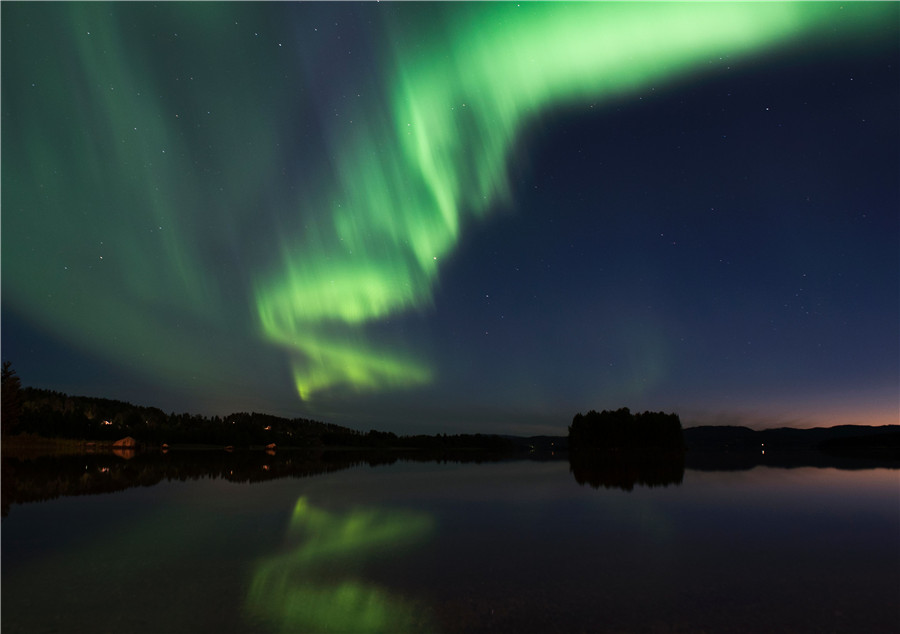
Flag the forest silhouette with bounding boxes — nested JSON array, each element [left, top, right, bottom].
[[566, 408, 686, 490], [3, 368, 897, 514], [568, 407, 685, 451]]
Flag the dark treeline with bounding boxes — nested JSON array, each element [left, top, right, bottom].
[[568, 407, 684, 450], [8, 386, 518, 452], [13, 387, 340, 446], [328, 429, 516, 453]]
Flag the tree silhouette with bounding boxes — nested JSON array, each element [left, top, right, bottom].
[[568, 407, 684, 450], [2, 361, 22, 436]]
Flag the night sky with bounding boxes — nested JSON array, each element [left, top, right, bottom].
[[3, 2, 897, 435]]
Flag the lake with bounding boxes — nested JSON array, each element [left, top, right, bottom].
[[2, 451, 898, 633]]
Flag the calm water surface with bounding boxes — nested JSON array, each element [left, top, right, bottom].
[[2, 457, 898, 633]]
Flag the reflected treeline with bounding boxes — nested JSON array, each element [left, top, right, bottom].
[[2, 449, 339, 517], [569, 450, 685, 491], [5, 441, 898, 516], [684, 448, 900, 472], [0, 447, 532, 518]]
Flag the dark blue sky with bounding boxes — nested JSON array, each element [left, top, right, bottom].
[[3, 3, 897, 434]]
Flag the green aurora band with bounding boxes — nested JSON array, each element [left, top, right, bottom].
[[245, 497, 434, 633], [252, 2, 890, 400], [2, 3, 893, 408]]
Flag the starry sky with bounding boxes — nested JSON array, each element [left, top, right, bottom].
[[3, 2, 898, 435]]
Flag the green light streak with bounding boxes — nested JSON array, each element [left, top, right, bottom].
[[245, 497, 434, 633], [3, 3, 892, 408], [254, 2, 890, 399], [2, 4, 288, 404], [3, 4, 227, 388]]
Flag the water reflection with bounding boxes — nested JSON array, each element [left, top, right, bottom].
[[569, 449, 685, 491], [1, 450, 372, 517], [245, 496, 434, 633], [3, 446, 897, 517], [2, 455, 898, 633]]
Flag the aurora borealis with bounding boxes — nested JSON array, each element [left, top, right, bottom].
[[246, 496, 433, 633], [3, 3, 898, 434]]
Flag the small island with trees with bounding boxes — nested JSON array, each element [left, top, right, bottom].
[[2, 360, 897, 510], [568, 407, 684, 451], [567, 408, 686, 490]]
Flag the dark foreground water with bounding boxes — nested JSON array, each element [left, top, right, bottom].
[[2, 454, 898, 633]]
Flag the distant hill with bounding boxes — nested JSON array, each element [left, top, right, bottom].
[[684, 424, 900, 454]]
